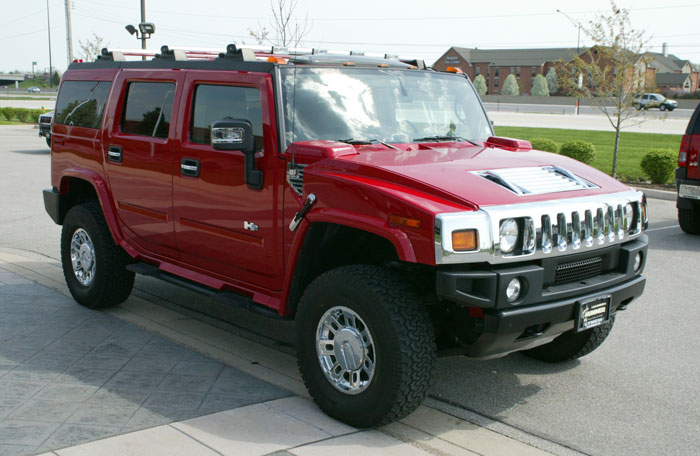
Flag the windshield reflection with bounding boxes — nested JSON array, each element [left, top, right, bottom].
[[281, 67, 492, 147]]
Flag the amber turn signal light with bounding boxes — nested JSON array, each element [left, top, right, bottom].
[[388, 215, 422, 229], [452, 229, 478, 251]]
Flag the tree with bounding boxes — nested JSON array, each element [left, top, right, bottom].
[[502, 74, 519, 96], [79, 33, 107, 62], [249, 0, 311, 48], [473, 74, 487, 96], [51, 70, 60, 86], [531, 74, 549, 96], [546, 67, 559, 95], [556, 1, 649, 177]]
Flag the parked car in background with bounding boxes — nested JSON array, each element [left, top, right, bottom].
[[633, 93, 677, 111], [38, 111, 54, 147], [27, 86, 41, 93], [676, 102, 700, 233]]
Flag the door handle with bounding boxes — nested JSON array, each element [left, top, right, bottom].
[[107, 145, 123, 163], [180, 158, 200, 177]]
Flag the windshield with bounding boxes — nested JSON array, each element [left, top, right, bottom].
[[280, 67, 492, 147]]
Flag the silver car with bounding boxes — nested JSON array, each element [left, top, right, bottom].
[[633, 93, 677, 111]]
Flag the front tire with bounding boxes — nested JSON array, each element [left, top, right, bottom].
[[679, 206, 700, 234], [295, 265, 435, 428], [61, 201, 134, 308], [522, 317, 615, 363]]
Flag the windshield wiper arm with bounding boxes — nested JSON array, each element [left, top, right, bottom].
[[413, 136, 479, 146], [337, 138, 400, 150]]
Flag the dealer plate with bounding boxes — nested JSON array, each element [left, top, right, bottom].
[[679, 184, 700, 200], [575, 296, 611, 332]]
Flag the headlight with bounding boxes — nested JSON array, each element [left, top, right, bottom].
[[499, 218, 519, 254], [624, 203, 634, 230]]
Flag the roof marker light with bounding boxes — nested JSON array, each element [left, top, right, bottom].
[[446, 67, 463, 74], [267, 56, 288, 64]]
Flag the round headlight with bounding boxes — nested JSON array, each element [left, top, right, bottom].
[[499, 218, 519, 254], [506, 278, 522, 302], [634, 252, 642, 272]]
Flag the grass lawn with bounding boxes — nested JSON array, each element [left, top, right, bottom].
[[0, 120, 26, 125], [494, 126, 682, 182]]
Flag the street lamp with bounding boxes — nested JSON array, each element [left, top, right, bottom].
[[557, 9, 581, 115]]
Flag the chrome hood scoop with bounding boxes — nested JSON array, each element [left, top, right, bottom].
[[471, 166, 598, 196]]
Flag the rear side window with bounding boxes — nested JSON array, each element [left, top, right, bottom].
[[190, 84, 264, 150], [54, 81, 111, 128], [122, 82, 175, 138], [691, 105, 700, 135]]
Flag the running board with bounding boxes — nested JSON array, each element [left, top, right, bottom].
[[126, 262, 288, 319]]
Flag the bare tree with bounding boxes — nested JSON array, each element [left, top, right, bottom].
[[556, 1, 651, 177], [79, 33, 107, 62], [248, 0, 311, 48]]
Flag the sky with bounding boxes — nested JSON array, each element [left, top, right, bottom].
[[2, 0, 700, 74]]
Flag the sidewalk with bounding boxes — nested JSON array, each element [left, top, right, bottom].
[[0, 250, 553, 456]]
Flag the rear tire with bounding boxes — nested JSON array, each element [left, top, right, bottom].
[[45, 137, 51, 147], [522, 317, 615, 363], [295, 265, 435, 428], [660, 105, 667, 111], [61, 201, 134, 308], [679, 206, 700, 234]]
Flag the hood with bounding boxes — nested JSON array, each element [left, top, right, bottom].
[[310, 142, 630, 208]]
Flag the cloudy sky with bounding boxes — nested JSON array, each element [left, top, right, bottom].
[[2, 0, 699, 73]]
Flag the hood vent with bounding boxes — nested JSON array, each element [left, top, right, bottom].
[[472, 166, 597, 196]]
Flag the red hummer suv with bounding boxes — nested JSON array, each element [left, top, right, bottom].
[[676, 102, 700, 233], [43, 44, 648, 427]]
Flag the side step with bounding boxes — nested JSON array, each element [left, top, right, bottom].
[[126, 262, 288, 319]]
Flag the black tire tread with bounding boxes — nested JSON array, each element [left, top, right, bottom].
[[61, 201, 134, 308], [296, 265, 435, 427], [523, 317, 615, 363], [678, 207, 700, 235]]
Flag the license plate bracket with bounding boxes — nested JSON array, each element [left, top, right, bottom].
[[575, 296, 611, 332]]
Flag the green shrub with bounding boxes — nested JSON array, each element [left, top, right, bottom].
[[15, 109, 29, 122], [640, 148, 677, 184], [29, 109, 43, 123], [559, 140, 596, 164], [2, 107, 17, 121], [530, 137, 559, 153], [502, 74, 520, 96], [531, 74, 549, 97], [473, 74, 487, 96]]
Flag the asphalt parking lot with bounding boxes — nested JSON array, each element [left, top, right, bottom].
[[1, 125, 698, 455]]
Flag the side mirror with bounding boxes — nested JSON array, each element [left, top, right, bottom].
[[211, 119, 263, 190]]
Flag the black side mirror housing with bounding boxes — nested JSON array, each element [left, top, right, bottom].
[[210, 119, 263, 190]]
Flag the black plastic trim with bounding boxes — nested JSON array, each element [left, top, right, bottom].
[[43, 188, 61, 225], [676, 177, 700, 209]]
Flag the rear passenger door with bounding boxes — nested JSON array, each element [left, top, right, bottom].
[[103, 70, 185, 259], [172, 70, 283, 292]]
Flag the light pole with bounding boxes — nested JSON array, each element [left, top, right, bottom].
[[557, 9, 581, 115], [46, 0, 54, 88], [125, 1, 154, 61]]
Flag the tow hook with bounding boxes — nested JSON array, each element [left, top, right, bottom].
[[289, 194, 317, 232]]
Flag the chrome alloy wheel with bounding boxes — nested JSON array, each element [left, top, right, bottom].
[[70, 228, 96, 286], [316, 306, 376, 395]]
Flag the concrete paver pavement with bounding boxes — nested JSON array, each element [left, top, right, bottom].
[[0, 250, 555, 456]]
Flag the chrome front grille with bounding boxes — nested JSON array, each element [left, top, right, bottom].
[[473, 166, 597, 195], [435, 190, 646, 265]]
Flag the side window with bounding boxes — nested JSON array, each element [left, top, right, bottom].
[[190, 84, 264, 150], [54, 81, 111, 128], [122, 82, 175, 138]]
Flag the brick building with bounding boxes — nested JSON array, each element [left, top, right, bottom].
[[434, 46, 699, 95], [433, 47, 578, 95]]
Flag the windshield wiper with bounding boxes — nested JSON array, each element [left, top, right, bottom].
[[413, 136, 479, 146], [337, 138, 400, 150]]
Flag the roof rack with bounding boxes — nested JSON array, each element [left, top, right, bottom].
[[95, 43, 427, 69]]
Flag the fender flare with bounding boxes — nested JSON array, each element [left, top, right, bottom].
[[279, 208, 417, 316], [59, 169, 136, 256]]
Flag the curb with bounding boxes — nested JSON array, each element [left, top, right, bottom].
[[632, 187, 676, 201]]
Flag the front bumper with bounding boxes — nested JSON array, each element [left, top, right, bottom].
[[436, 236, 648, 358]]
